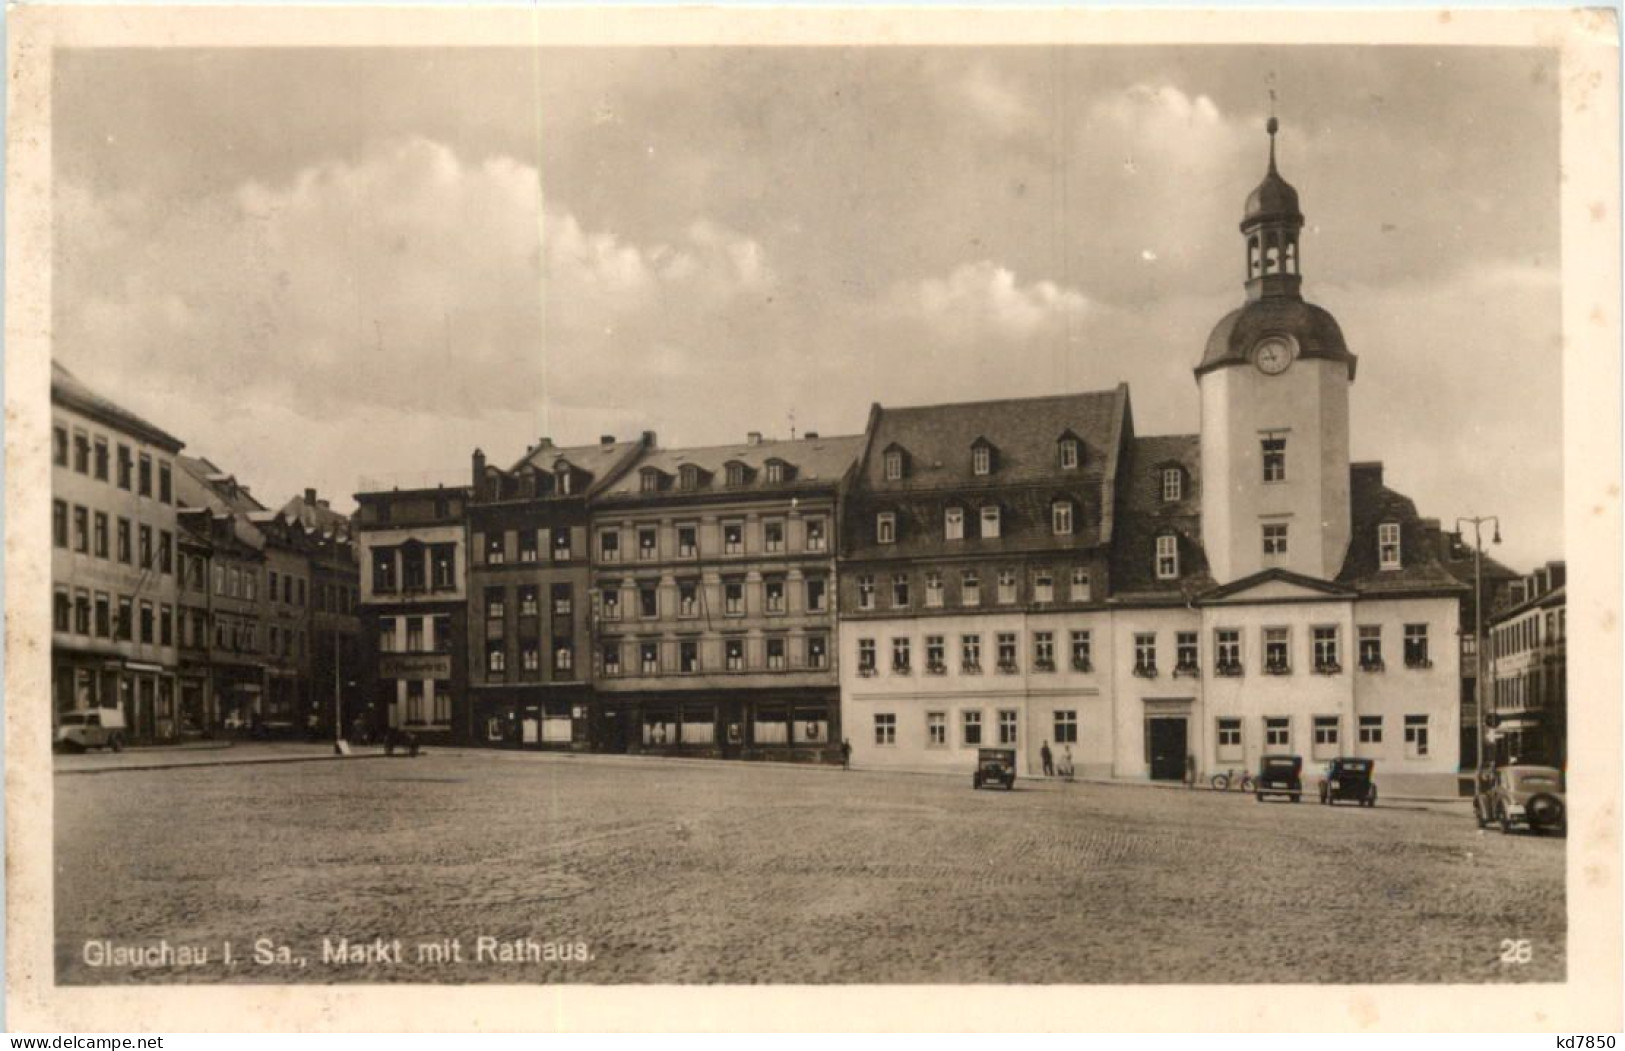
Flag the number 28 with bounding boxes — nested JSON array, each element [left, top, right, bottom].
[[1500, 938, 1533, 964]]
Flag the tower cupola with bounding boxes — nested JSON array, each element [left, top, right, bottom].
[[1240, 117, 1305, 302]]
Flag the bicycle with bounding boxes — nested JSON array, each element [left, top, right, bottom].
[[1209, 768, 1256, 792]]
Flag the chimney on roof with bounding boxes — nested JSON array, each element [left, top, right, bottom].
[[804, 431, 819, 440], [317, 499, 330, 511], [305, 487, 317, 505], [1548, 562, 1566, 589], [537, 437, 552, 449], [747, 432, 763, 446], [472, 448, 487, 496], [600, 435, 616, 446], [641, 430, 657, 446]]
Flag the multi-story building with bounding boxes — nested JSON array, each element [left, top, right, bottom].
[[1488, 560, 1566, 767], [279, 489, 362, 740], [840, 120, 1466, 791], [465, 437, 647, 749], [51, 362, 185, 742], [175, 511, 214, 733], [839, 390, 1128, 778], [589, 432, 860, 760], [1437, 528, 1521, 768], [354, 486, 471, 743]]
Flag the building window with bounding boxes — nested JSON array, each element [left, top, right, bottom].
[[117, 444, 133, 490], [518, 531, 540, 563], [640, 471, 660, 494], [1053, 710, 1078, 744], [884, 449, 904, 481], [1379, 523, 1401, 569], [961, 634, 982, 673], [431, 545, 456, 590], [857, 574, 875, 611], [94, 593, 110, 638], [53, 500, 67, 549], [117, 518, 131, 564], [1263, 523, 1289, 556], [1070, 631, 1093, 672], [433, 615, 452, 653], [404, 617, 425, 653], [891, 573, 910, 609], [139, 601, 154, 644], [1162, 468, 1183, 502], [599, 530, 621, 562], [962, 710, 983, 746], [138, 453, 153, 496], [1358, 625, 1384, 670], [1359, 715, 1383, 744], [765, 461, 785, 484], [487, 644, 506, 675], [158, 461, 172, 503], [1175, 632, 1198, 675], [517, 586, 539, 618], [673, 640, 699, 675], [876, 513, 896, 544], [1404, 623, 1431, 668], [485, 531, 506, 566], [1264, 627, 1291, 674], [637, 527, 657, 561], [925, 635, 946, 674], [554, 642, 574, 673], [1217, 718, 1243, 757], [677, 580, 699, 618], [1052, 502, 1074, 536], [93, 437, 109, 481], [601, 642, 622, 677], [640, 642, 659, 675], [1404, 715, 1430, 757], [1033, 631, 1055, 672], [925, 571, 943, 608], [640, 582, 660, 619], [725, 462, 747, 487], [764, 520, 785, 553], [764, 577, 786, 614], [961, 571, 980, 607], [1261, 435, 1286, 483], [807, 635, 828, 669], [550, 584, 572, 618], [1133, 633, 1157, 677], [1313, 626, 1341, 673], [874, 713, 897, 746], [927, 712, 948, 747], [996, 632, 1018, 673], [980, 505, 1002, 539], [1314, 716, 1340, 748], [93, 513, 108, 559], [552, 527, 572, 561], [676, 524, 698, 558], [858, 638, 876, 674], [1060, 438, 1080, 470], [73, 431, 90, 474], [891, 637, 911, 673], [137, 524, 151, 567], [725, 638, 745, 671], [766, 637, 786, 670], [53, 426, 68, 467], [724, 580, 744, 616], [998, 710, 1018, 745], [599, 585, 622, 622], [1155, 535, 1179, 580], [997, 569, 1017, 605], [723, 522, 744, 555], [973, 444, 991, 476], [73, 589, 91, 635], [1265, 717, 1291, 749], [945, 506, 964, 541], [73, 506, 90, 554], [116, 597, 133, 641], [485, 588, 506, 626]]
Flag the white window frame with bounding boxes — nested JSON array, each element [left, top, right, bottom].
[[1261, 434, 1287, 483], [1060, 439, 1079, 470], [945, 506, 964, 541], [1155, 535, 1179, 580], [973, 444, 991, 476], [1052, 501, 1074, 536], [980, 505, 1001, 539], [1264, 717, 1291, 749], [877, 512, 896, 544], [874, 713, 897, 746], [1162, 468, 1182, 502], [1379, 522, 1402, 570], [1358, 715, 1383, 744], [1263, 523, 1288, 556], [1070, 568, 1091, 602], [883, 450, 903, 481], [926, 711, 948, 747]]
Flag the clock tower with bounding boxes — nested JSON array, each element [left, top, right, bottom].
[[1196, 118, 1358, 585]]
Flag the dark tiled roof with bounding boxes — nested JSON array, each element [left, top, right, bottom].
[[1336, 463, 1467, 596], [847, 484, 1107, 560], [1489, 583, 1566, 625], [277, 494, 352, 539], [1197, 297, 1356, 378], [176, 455, 268, 516], [1108, 434, 1213, 599], [598, 435, 863, 502], [51, 362, 184, 452], [510, 439, 645, 497], [1203, 567, 1355, 602], [859, 388, 1124, 493]]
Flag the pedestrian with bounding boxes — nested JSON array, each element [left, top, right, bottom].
[[1060, 746, 1075, 782], [1185, 752, 1197, 788], [1040, 740, 1054, 777], [840, 737, 852, 770]]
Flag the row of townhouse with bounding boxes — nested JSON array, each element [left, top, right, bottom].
[[349, 121, 1487, 791], [1486, 561, 1567, 769], [51, 362, 360, 743]]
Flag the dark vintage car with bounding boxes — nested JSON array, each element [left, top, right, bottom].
[[1255, 755, 1303, 803], [1319, 757, 1378, 807], [1475, 764, 1566, 835], [973, 747, 1016, 790]]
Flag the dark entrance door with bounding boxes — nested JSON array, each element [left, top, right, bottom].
[[603, 710, 629, 753], [1148, 717, 1187, 781]]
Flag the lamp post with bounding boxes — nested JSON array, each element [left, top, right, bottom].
[[1456, 515, 1501, 774]]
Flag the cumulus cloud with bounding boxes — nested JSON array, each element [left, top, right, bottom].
[[889, 261, 1092, 338]]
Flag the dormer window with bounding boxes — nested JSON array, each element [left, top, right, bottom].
[[1155, 534, 1180, 580], [639, 468, 662, 493], [1052, 501, 1074, 536], [883, 447, 905, 481], [1378, 522, 1401, 570], [725, 462, 747, 487], [944, 506, 965, 541], [1059, 437, 1080, 470], [877, 512, 896, 545], [555, 463, 574, 495], [980, 505, 1001, 540], [1161, 468, 1183, 502], [971, 439, 995, 476], [765, 459, 788, 484], [679, 464, 702, 491]]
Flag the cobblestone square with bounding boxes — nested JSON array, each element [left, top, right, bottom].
[[55, 751, 1565, 984]]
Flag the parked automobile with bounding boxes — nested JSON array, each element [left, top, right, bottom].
[[53, 708, 127, 752], [1475, 764, 1566, 835], [1319, 757, 1378, 807], [1255, 755, 1303, 802], [973, 747, 1016, 790]]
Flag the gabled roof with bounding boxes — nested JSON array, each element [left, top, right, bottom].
[[1200, 567, 1356, 604], [492, 438, 646, 500], [598, 434, 864, 502], [1336, 463, 1467, 596], [278, 493, 352, 540], [176, 456, 268, 516], [51, 362, 184, 453], [1108, 433, 1212, 599]]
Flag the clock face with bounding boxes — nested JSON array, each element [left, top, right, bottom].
[[1254, 336, 1296, 375]]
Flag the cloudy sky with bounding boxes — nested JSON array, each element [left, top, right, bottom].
[[53, 45, 1561, 570]]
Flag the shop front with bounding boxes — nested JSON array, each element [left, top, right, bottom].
[[596, 688, 841, 763]]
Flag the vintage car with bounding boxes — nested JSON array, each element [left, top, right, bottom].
[[1475, 764, 1566, 835], [1255, 755, 1303, 803], [53, 708, 127, 753], [1319, 757, 1378, 807], [972, 747, 1016, 790]]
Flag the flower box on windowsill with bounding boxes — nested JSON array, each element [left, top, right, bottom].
[[1314, 661, 1343, 676], [1133, 664, 1158, 679], [1264, 663, 1292, 676], [892, 664, 912, 676], [1173, 662, 1200, 678], [961, 662, 982, 675], [1405, 657, 1434, 670], [1359, 659, 1386, 673], [925, 662, 947, 676], [996, 661, 1020, 675], [1215, 663, 1244, 677], [858, 666, 878, 678], [1033, 660, 1056, 673], [1072, 658, 1094, 673]]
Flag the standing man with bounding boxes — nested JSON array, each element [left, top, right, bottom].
[[840, 737, 852, 771], [1040, 740, 1055, 777]]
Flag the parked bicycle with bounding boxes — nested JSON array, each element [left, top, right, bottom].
[[1209, 768, 1256, 792]]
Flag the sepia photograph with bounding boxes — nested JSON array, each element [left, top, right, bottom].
[[6, 4, 1621, 1034]]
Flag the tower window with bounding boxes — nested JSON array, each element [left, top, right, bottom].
[[1261, 435, 1287, 483], [876, 512, 896, 545], [972, 444, 991, 476], [1161, 468, 1183, 502], [1263, 523, 1288, 556], [944, 506, 964, 541], [1378, 523, 1401, 569], [980, 506, 1001, 539], [1059, 438, 1080, 470], [883, 449, 904, 481], [1155, 535, 1179, 580]]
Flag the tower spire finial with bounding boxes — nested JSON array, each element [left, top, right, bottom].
[[1266, 77, 1280, 172]]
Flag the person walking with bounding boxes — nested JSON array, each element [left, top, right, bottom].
[[1040, 740, 1055, 777], [1060, 746, 1075, 782], [840, 737, 852, 770]]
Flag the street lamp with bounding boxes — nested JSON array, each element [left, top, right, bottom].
[[1456, 515, 1501, 775]]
